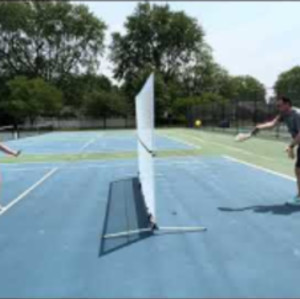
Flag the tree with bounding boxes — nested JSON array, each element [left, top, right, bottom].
[[58, 73, 113, 110], [228, 75, 266, 125], [174, 92, 228, 125], [56, 72, 130, 120], [110, 2, 234, 122], [274, 66, 300, 104], [83, 89, 128, 128], [180, 54, 235, 100], [110, 3, 210, 110], [174, 96, 202, 119], [2, 76, 62, 125], [231, 75, 266, 102], [0, 1, 106, 81], [110, 3, 206, 81]]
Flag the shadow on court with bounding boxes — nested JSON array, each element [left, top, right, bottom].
[[99, 177, 153, 257], [218, 203, 300, 215]]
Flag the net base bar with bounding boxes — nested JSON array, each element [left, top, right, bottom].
[[103, 225, 207, 239]]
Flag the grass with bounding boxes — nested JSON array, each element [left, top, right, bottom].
[[158, 128, 295, 177]]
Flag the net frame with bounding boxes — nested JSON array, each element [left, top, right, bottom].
[[135, 74, 156, 223]]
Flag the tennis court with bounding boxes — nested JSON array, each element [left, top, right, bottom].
[[0, 128, 300, 298]]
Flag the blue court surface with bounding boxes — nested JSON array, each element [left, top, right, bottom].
[[0, 131, 300, 297], [0, 131, 193, 155]]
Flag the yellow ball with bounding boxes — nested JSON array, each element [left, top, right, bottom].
[[195, 120, 202, 127]]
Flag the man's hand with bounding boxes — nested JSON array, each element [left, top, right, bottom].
[[285, 146, 295, 159]]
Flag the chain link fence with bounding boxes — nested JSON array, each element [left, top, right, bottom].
[[186, 99, 291, 141]]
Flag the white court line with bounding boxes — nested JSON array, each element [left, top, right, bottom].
[[0, 133, 103, 214], [184, 131, 255, 155], [71, 161, 196, 169], [214, 142, 257, 156], [158, 133, 202, 149], [79, 138, 97, 152], [58, 164, 136, 170], [180, 134, 206, 144], [70, 160, 198, 169], [46, 159, 200, 170], [0, 167, 54, 172], [0, 168, 58, 216], [179, 131, 252, 154], [78, 133, 104, 153], [184, 131, 274, 161], [0, 165, 90, 171], [223, 155, 295, 182], [175, 129, 207, 143]]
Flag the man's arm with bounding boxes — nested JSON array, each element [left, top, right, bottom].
[[0, 143, 20, 157], [285, 132, 300, 160], [288, 112, 300, 149], [235, 115, 281, 142], [255, 115, 281, 131], [285, 113, 300, 159], [289, 133, 300, 148]]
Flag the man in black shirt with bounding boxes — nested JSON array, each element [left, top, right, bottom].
[[253, 96, 300, 205]]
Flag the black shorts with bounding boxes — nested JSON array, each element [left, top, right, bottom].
[[296, 146, 300, 168]]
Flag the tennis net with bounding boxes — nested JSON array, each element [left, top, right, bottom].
[[0, 126, 17, 141], [17, 123, 54, 139]]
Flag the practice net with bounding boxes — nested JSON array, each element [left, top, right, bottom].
[[101, 73, 206, 242], [135, 73, 156, 222]]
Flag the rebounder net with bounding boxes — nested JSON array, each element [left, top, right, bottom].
[[135, 73, 156, 223]]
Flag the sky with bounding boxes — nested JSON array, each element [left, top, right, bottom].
[[75, 1, 300, 97]]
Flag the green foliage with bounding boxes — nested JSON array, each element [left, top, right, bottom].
[[230, 75, 266, 102], [174, 92, 228, 119], [110, 2, 209, 115], [83, 89, 128, 121], [58, 73, 112, 108], [274, 66, 300, 104], [3, 76, 62, 123], [174, 96, 201, 116], [0, 1, 272, 126], [180, 57, 235, 99], [110, 2, 205, 80], [0, 1, 106, 80], [200, 92, 228, 104], [109, 2, 237, 120], [57, 73, 129, 118]]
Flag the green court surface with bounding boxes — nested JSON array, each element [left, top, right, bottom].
[[160, 128, 295, 177]]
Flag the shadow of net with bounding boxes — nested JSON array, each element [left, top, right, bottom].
[[99, 177, 153, 257]]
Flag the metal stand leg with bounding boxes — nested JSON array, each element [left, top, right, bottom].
[[103, 224, 207, 239]]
